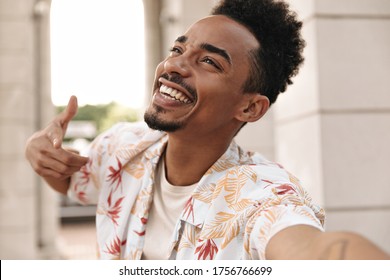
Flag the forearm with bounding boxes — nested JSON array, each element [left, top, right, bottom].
[[266, 225, 390, 260], [311, 231, 390, 260]]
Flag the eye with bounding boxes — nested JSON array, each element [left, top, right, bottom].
[[201, 57, 221, 70], [169, 46, 182, 55]]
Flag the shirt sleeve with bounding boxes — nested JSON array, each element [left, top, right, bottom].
[[67, 123, 123, 205], [248, 185, 325, 260]]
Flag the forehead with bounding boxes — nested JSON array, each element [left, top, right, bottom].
[[182, 15, 259, 61]]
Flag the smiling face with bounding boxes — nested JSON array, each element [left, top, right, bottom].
[[144, 15, 266, 136]]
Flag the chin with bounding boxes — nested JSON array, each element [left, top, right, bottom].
[[144, 109, 184, 132]]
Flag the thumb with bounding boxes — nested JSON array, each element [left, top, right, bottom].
[[51, 95, 78, 148], [60, 95, 78, 126]]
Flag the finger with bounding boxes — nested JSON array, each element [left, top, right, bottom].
[[38, 167, 74, 181], [50, 96, 79, 149], [49, 147, 89, 168], [46, 123, 66, 149], [41, 156, 85, 176], [60, 95, 78, 126], [34, 149, 89, 180], [35, 140, 89, 169], [32, 155, 73, 180]]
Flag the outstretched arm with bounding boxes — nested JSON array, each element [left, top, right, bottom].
[[266, 225, 390, 260], [25, 96, 89, 195]]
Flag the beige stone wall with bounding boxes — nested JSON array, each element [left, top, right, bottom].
[[0, 0, 58, 259], [143, 0, 163, 111], [276, 0, 390, 252]]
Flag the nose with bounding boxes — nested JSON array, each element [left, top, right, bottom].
[[163, 54, 191, 77]]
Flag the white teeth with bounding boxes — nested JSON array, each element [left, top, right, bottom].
[[159, 84, 191, 104]]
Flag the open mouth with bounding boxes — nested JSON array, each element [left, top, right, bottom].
[[159, 84, 192, 104]]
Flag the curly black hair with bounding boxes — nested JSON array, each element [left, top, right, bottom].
[[212, 0, 305, 105]]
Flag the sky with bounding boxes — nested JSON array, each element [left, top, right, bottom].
[[50, 0, 145, 108]]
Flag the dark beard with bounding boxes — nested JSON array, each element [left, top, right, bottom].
[[144, 105, 185, 132]]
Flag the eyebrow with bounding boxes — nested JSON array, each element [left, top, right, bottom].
[[175, 35, 188, 43], [200, 43, 232, 65], [175, 35, 232, 65]]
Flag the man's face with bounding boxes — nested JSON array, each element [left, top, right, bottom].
[[144, 15, 259, 135]]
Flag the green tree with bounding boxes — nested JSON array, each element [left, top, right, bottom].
[[56, 102, 141, 134]]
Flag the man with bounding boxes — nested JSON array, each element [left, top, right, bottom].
[[25, 0, 389, 259]]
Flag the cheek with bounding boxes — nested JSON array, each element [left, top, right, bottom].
[[198, 91, 242, 121], [154, 61, 165, 77], [200, 79, 243, 106]]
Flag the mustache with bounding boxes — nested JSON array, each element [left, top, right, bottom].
[[160, 73, 197, 100]]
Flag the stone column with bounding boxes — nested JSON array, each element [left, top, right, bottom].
[[143, 0, 163, 107], [0, 0, 57, 259], [275, 0, 390, 252], [33, 0, 59, 259]]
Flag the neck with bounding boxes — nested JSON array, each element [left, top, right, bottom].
[[164, 132, 234, 186]]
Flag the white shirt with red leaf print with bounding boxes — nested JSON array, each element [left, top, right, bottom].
[[68, 122, 325, 260]]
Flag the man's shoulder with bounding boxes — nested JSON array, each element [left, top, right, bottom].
[[236, 143, 289, 175], [211, 142, 293, 182]]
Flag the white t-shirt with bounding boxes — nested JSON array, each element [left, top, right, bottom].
[[142, 157, 197, 259]]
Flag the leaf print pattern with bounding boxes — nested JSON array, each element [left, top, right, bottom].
[[183, 197, 195, 222], [116, 141, 156, 161], [134, 230, 146, 236], [104, 235, 127, 259], [288, 171, 301, 188], [133, 217, 148, 236], [228, 198, 253, 212], [222, 166, 257, 211], [71, 159, 93, 204], [202, 212, 237, 239], [79, 159, 92, 185], [293, 206, 323, 227], [73, 182, 89, 204], [123, 154, 145, 179], [256, 209, 280, 257], [177, 224, 197, 252], [273, 184, 296, 196], [76, 190, 88, 204], [97, 189, 125, 226], [205, 154, 237, 175], [195, 239, 218, 260], [106, 157, 123, 191], [130, 188, 152, 217], [68, 123, 325, 260], [192, 183, 216, 204], [243, 208, 261, 254], [206, 212, 241, 249]]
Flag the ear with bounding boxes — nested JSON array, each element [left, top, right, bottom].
[[235, 94, 270, 123]]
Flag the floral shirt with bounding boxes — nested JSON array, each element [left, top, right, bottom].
[[68, 122, 325, 260]]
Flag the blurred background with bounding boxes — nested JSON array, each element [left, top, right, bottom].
[[0, 0, 389, 259]]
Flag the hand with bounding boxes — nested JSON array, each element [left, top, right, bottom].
[[25, 96, 89, 182]]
